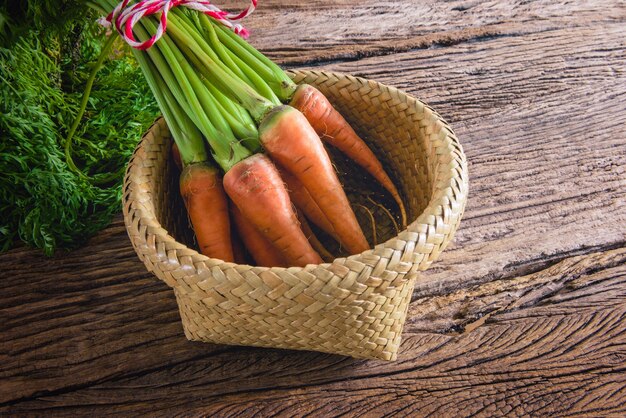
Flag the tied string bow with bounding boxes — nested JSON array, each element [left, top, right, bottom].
[[100, 0, 258, 50]]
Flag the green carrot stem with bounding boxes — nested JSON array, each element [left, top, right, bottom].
[[204, 80, 258, 141], [133, 47, 207, 165], [164, 19, 274, 123], [132, 22, 201, 129], [199, 13, 280, 105], [63, 32, 117, 181], [188, 11, 250, 84], [97, 0, 206, 166], [168, 10, 276, 106], [211, 20, 275, 81], [133, 44, 206, 165], [156, 21, 261, 153], [97, 0, 274, 121], [86, 1, 106, 14], [157, 17, 244, 142], [98, 1, 196, 120], [198, 76, 262, 152], [138, 18, 251, 171], [159, 17, 260, 151], [169, 33, 261, 150], [159, 23, 237, 143], [168, 10, 240, 80], [95, 0, 264, 158], [211, 19, 297, 102], [218, 35, 281, 105]]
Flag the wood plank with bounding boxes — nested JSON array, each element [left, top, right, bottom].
[[3, 248, 624, 415], [407, 246, 626, 333], [247, 0, 625, 65], [0, 220, 201, 405]]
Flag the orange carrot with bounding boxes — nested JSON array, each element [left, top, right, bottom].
[[259, 105, 369, 255], [290, 84, 407, 227], [179, 162, 234, 261], [277, 164, 337, 239], [296, 209, 335, 262], [231, 204, 288, 267], [223, 153, 322, 267]]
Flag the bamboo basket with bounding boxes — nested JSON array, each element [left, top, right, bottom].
[[122, 70, 469, 361]]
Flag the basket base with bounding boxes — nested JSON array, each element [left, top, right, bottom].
[[173, 273, 416, 361]]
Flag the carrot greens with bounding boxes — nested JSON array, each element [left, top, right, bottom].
[[0, 1, 159, 255]]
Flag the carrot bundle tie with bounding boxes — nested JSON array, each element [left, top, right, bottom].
[[100, 0, 258, 49]]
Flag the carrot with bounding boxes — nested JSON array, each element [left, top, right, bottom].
[[223, 153, 323, 267], [290, 83, 407, 228], [296, 209, 335, 262], [259, 105, 369, 255], [231, 204, 288, 267], [179, 162, 234, 261], [277, 165, 337, 239]]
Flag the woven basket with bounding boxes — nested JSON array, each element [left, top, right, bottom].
[[122, 70, 468, 361]]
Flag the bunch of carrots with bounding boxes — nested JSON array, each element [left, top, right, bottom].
[[93, 0, 406, 267]]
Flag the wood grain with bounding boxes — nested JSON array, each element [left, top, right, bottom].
[[245, 0, 626, 64], [3, 248, 625, 415], [1, 0, 625, 415]]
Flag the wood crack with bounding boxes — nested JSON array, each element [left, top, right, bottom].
[[0, 347, 236, 408], [408, 247, 626, 334], [283, 26, 547, 68]]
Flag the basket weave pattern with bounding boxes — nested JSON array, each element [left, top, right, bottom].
[[122, 70, 468, 360]]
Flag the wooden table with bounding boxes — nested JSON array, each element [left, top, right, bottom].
[[2, 1, 625, 415]]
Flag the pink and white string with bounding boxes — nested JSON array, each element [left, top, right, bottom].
[[100, 0, 258, 50]]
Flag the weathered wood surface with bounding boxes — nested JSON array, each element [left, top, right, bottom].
[[1, 0, 625, 415]]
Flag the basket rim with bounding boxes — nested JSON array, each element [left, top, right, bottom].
[[123, 69, 469, 275]]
